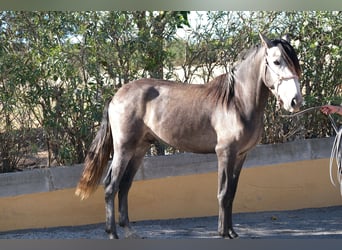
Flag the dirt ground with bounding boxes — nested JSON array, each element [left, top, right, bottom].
[[1, 205, 342, 239]]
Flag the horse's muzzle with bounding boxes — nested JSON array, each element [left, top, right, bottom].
[[290, 94, 303, 112]]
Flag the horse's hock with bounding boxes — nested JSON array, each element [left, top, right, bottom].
[[0, 137, 340, 232]]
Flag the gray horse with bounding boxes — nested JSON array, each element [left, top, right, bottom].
[[76, 33, 303, 239]]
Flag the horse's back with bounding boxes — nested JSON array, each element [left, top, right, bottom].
[[113, 78, 176, 104], [113, 78, 206, 111]]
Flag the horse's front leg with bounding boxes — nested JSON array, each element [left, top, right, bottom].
[[216, 148, 246, 239]]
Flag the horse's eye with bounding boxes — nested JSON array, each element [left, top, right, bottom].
[[273, 60, 280, 66]]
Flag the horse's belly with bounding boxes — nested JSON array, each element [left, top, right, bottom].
[[169, 133, 217, 153], [145, 118, 217, 154]]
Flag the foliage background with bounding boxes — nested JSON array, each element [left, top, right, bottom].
[[0, 11, 341, 172]]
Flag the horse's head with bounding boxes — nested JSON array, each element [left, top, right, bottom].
[[259, 33, 303, 112]]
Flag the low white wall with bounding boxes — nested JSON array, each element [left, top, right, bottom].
[[0, 137, 334, 198], [0, 137, 340, 232]]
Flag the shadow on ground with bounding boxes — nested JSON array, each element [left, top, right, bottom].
[[1, 206, 341, 239]]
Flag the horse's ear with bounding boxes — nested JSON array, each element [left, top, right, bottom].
[[281, 34, 291, 42], [259, 33, 272, 48]]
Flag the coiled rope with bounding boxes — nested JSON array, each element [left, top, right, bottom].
[[329, 116, 342, 195], [281, 106, 342, 195]]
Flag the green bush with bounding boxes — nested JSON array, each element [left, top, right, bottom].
[[0, 11, 340, 172]]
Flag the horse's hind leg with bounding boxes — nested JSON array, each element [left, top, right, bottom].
[[104, 150, 133, 239], [118, 145, 149, 238]]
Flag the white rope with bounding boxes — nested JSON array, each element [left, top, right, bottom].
[[281, 106, 342, 195], [329, 126, 342, 195], [279, 106, 324, 118]]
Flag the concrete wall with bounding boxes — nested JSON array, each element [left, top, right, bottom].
[[0, 137, 341, 232]]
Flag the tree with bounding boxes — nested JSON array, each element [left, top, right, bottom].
[[0, 11, 340, 172], [133, 11, 189, 79]]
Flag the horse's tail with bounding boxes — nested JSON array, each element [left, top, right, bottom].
[[75, 98, 113, 200]]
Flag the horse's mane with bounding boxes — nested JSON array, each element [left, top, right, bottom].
[[203, 71, 235, 107], [235, 44, 261, 65], [202, 45, 260, 107], [202, 42, 266, 107]]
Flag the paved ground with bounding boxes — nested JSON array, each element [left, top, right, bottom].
[[1, 205, 342, 239]]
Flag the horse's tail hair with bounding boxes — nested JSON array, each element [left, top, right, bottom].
[[75, 98, 113, 200]]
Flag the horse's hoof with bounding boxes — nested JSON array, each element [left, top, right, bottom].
[[220, 229, 239, 239], [106, 230, 119, 239], [227, 230, 239, 239], [225, 234, 239, 239], [108, 234, 119, 239]]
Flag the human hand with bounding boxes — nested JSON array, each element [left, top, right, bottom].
[[320, 105, 342, 115]]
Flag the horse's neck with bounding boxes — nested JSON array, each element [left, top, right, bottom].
[[233, 55, 269, 122]]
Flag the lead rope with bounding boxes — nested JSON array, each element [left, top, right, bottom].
[[279, 105, 324, 118], [328, 115, 342, 195], [281, 106, 342, 195]]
